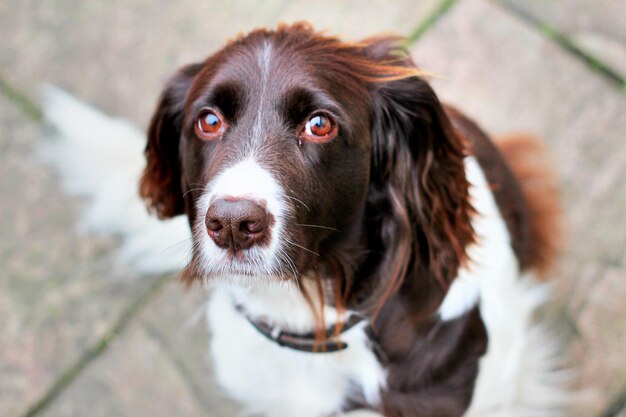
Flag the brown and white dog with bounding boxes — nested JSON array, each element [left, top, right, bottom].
[[42, 23, 568, 417]]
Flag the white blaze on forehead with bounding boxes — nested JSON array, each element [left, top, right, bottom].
[[252, 41, 273, 143], [257, 40, 272, 81], [206, 157, 283, 216]]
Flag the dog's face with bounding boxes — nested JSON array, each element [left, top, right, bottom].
[[179, 35, 374, 280], [141, 24, 473, 303]]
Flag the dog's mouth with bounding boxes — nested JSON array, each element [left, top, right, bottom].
[[186, 235, 307, 283]]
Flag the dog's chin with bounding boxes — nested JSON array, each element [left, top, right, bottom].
[[205, 274, 303, 292], [199, 271, 303, 291], [188, 232, 317, 286], [188, 252, 301, 288]]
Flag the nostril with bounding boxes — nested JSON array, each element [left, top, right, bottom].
[[241, 220, 264, 234], [205, 202, 232, 249], [206, 219, 223, 232]]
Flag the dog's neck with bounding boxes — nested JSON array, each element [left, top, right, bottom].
[[213, 277, 353, 335]]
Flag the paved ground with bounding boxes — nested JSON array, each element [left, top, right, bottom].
[[1, 0, 625, 416]]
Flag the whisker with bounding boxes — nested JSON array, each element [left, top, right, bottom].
[[284, 195, 311, 213], [277, 249, 298, 281], [183, 187, 209, 198], [160, 237, 193, 254], [292, 275, 302, 292], [280, 248, 299, 278], [285, 238, 320, 257], [295, 223, 339, 232]]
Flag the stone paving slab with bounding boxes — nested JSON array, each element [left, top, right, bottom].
[[411, 0, 626, 415], [0, 94, 162, 417], [40, 282, 239, 417], [0, 0, 443, 127], [501, 0, 626, 80]]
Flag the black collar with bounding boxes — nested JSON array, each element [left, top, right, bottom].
[[236, 305, 366, 353]]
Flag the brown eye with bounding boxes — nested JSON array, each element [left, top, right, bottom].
[[302, 112, 337, 143], [195, 109, 224, 140]]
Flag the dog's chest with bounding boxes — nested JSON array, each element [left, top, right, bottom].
[[206, 286, 386, 417]]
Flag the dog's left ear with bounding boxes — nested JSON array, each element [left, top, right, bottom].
[[140, 63, 202, 219], [367, 53, 474, 295]]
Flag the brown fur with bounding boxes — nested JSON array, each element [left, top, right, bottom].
[[140, 63, 203, 219], [495, 134, 563, 278]]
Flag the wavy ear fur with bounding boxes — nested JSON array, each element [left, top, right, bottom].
[[365, 44, 474, 313], [140, 63, 202, 219]]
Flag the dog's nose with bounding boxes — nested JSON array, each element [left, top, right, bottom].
[[205, 198, 270, 251]]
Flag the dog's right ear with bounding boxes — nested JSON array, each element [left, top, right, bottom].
[[140, 63, 202, 219]]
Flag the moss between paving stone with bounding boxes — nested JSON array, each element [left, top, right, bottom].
[[0, 75, 42, 121], [496, 0, 626, 94], [19, 276, 171, 417]]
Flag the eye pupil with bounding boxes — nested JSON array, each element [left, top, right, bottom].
[[300, 112, 337, 144], [196, 109, 224, 139], [205, 114, 218, 127], [308, 114, 331, 136], [201, 113, 220, 132]]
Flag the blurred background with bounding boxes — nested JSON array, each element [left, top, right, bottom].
[[1, 0, 625, 416]]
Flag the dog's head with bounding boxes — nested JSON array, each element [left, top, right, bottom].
[[140, 23, 473, 310]]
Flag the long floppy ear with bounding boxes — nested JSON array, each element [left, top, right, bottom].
[[139, 63, 202, 219], [366, 47, 474, 311]]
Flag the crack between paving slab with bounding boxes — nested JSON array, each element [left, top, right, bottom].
[[143, 321, 220, 413], [405, 0, 459, 46], [17, 275, 171, 417], [494, 0, 626, 96], [0, 74, 42, 121]]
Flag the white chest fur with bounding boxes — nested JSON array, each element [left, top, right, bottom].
[[206, 284, 386, 417]]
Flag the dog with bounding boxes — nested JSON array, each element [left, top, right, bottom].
[[42, 22, 568, 417]]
